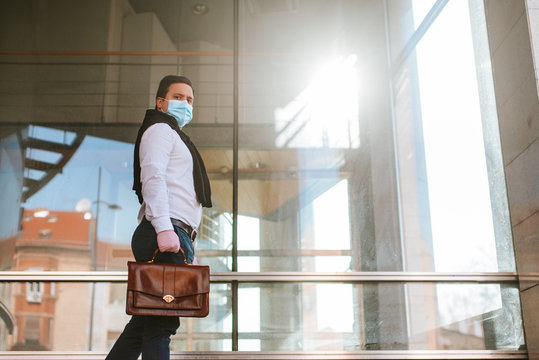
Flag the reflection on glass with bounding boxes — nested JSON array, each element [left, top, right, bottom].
[[5, 128, 139, 272], [0, 122, 233, 271], [0, 282, 231, 351], [394, 0, 515, 272], [197, 210, 233, 272], [415, 0, 496, 272], [238, 283, 524, 351], [238, 1, 514, 272], [0, 0, 235, 271], [239, 0, 364, 272], [412, 0, 438, 30], [274, 55, 359, 149], [238, 214, 260, 272], [387, 0, 438, 61], [238, 286, 261, 350], [313, 180, 351, 272], [0, 100, 234, 272], [172, 283, 232, 351], [238, 0, 514, 273]]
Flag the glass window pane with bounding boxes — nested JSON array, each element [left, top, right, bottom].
[[392, 0, 515, 272], [0, 0, 234, 272], [237, 0, 513, 273], [238, 282, 524, 351], [0, 282, 231, 351], [387, 0, 438, 62], [238, 0, 394, 272], [0, 0, 527, 356]]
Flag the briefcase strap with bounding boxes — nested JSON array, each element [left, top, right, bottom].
[[149, 247, 189, 265]]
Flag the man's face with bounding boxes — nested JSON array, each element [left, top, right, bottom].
[[156, 82, 194, 112]]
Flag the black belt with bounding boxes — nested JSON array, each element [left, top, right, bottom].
[[170, 218, 197, 242]]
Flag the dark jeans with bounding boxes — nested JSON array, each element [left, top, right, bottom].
[[106, 219, 194, 360]]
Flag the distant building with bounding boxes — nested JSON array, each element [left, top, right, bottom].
[[8, 208, 132, 351], [11, 209, 91, 350]]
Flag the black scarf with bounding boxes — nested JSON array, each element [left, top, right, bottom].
[[132, 109, 212, 208]]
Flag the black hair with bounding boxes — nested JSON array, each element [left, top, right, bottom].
[[155, 75, 194, 99]]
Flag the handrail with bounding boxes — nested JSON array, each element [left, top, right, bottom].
[[0, 350, 529, 359], [0, 271, 530, 283]]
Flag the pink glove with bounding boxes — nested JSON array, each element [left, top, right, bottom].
[[156, 230, 180, 253]]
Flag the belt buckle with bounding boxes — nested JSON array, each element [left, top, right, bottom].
[[171, 218, 197, 242]]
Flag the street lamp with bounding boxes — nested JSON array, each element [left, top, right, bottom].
[[78, 197, 121, 351], [90, 200, 122, 270]]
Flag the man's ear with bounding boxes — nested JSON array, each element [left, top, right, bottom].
[[156, 97, 164, 111]]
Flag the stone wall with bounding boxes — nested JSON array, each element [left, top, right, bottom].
[[486, 0, 539, 358]]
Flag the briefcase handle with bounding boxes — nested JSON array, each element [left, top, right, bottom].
[[149, 247, 189, 265]]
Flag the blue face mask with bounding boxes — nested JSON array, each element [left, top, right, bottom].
[[163, 99, 193, 127]]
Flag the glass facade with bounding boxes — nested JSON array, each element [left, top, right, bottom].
[[0, 0, 526, 357]]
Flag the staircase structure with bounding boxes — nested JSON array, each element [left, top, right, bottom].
[[20, 126, 85, 202]]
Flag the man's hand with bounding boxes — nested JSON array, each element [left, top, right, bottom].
[[156, 230, 180, 253]]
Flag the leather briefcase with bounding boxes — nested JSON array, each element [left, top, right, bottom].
[[126, 249, 210, 317]]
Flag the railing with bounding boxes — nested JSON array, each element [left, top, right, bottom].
[[0, 271, 529, 283], [0, 350, 529, 359]]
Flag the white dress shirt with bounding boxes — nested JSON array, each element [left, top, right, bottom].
[[136, 123, 202, 233]]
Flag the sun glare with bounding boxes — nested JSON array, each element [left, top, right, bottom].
[[275, 55, 360, 149]]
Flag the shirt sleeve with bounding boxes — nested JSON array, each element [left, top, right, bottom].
[[139, 123, 174, 233]]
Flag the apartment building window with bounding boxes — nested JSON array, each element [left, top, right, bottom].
[[25, 283, 43, 304], [23, 317, 40, 345]]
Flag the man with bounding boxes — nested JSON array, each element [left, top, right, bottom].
[[106, 75, 211, 360]]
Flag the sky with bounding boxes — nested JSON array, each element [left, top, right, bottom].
[[24, 131, 139, 243]]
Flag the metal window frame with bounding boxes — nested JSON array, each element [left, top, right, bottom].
[[0, 350, 529, 359], [0, 272, 529, 358], [0, 271, 528, 283], [390, 0, 450, 74]]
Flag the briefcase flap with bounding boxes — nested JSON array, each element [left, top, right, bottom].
[[127, 261, 210, 299]]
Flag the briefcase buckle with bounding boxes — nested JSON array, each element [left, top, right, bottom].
[[163, 295, 175, 303]]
